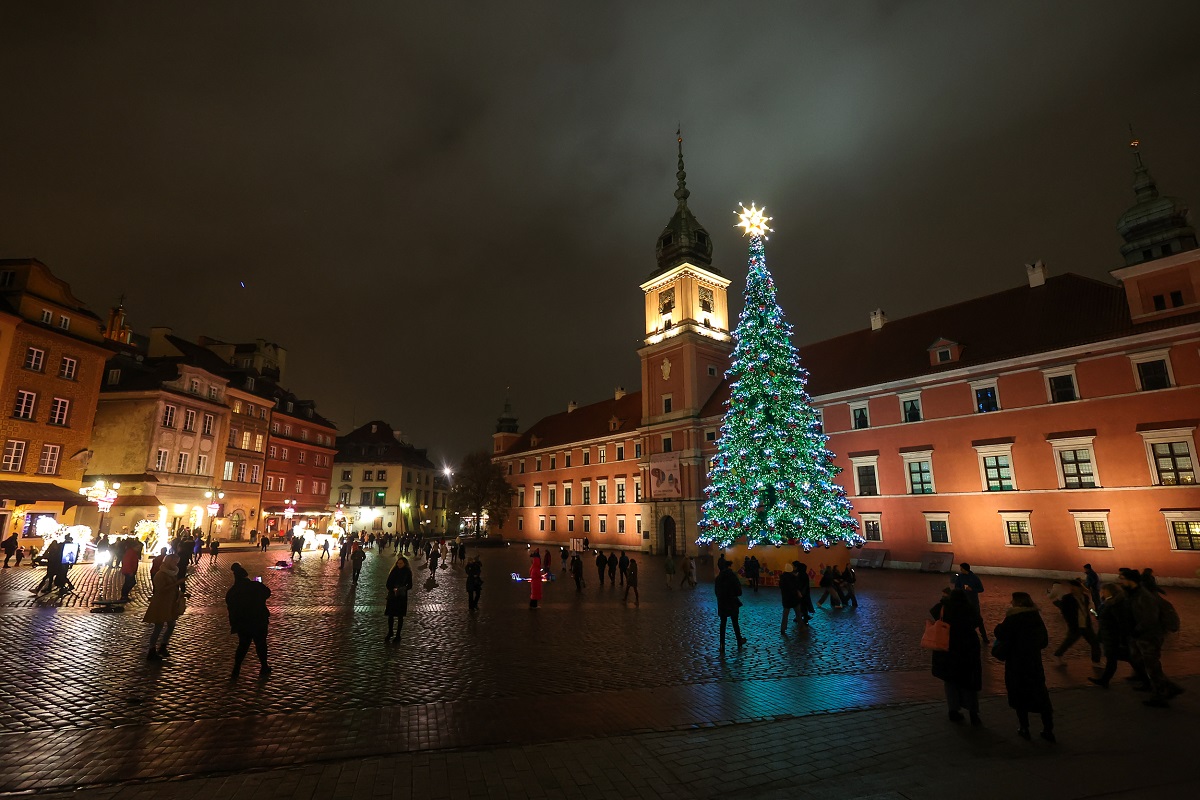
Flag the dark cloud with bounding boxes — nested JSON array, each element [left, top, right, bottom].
[[2, 1, 1198, 464]]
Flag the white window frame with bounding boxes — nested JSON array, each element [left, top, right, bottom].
[[2, 440, 26, 472], [176, 452, 190, 474], [155, 449, 169, 471], [183, 408, 196, 432], [598, 479, 608, 504], [635, 514, 642, 535], [975, 443, 1017, 491], [901, 450, 936, 495], [581, 480, 591, 505], [1042, 365, 1079, 404], [548, 483, 557, 507], [1138, 426, 1197, 486], [898, 390, 922, 423], [1070, 510, 1113, 550], [48, 397, 69, 426], [849, 401, 870, 429], [13, 390, 36, 420], [162, 404, 176, 428], [237, 463, 247, 482], [58, 315, 70, 330], [223, 460, 235, 481], [538, 515, 546, 532], [969, 378, 1001, 413], [562, 481, 572, 505], [59, 356, 77, 380], [24, 347, 45, 372], [1162, 510, 1200, 552], [615, 477, 626, 503], [534, 484, 542, 507], [197, 454, 208, 475], [617, 514, 626, 534], [567, 515, 575, 532], [599, 445, 607, 464], [107, 368, 121, 385], [634, 478, 642, 502], [40, 309, 52, 324], [1047, 435, 1100, 489], [37, 443, 61, 475], [1129, 348, 1175, 391], [848, 454, 880, 497], [999, 511, 1034, 547], [535, 456, 542, 471], [599, 515, 607, 534], [859, 512, 882, 543], [923, 512, 951, 544]]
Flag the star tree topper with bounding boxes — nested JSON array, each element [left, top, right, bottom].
[[735, 202, 773, 238]]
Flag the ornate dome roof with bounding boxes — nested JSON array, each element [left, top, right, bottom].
[[1117, 143, 1196, 266], [650, 134, 716, 278]]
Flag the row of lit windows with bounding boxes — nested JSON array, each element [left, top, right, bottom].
[[335, 489, 437, 507], [861, 513, 1200, 552], [337, 469, 433, 485], [516, 478, 641, 507], [517, 513, 643, 536], [840, 353, 1175, 433], [22, 347, 79, 381], [264, 475, 328, 495], [850, 436, 1194, 497], [511, 442, 644, 474], [1, 440, 61, 475], [12, 390, 71, 427], [269, 420, 333, 446], [266, 445, 329, 467], [162, 404, 215, 435]]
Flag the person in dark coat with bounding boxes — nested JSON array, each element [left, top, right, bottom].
[[571, 554, 584, 592], [993, 592, 1055, 742], [1052, 579, 1100, 663], [1120, 568, 1183, 707], [1088, 582, 1148, 689], [930, 589, 983, 724], [385, 557, 414, 640], [816, 566, 844, 608], [1083, 563, 1101, 609], [793, 561, 814, 621], [465, 556, 483, 610], [607, 552, 618, 585], [595, 551, 607, 586], [953, 562, 988, 643], [618, 550, 629, 585], [779, 563, 800, 634], [225, 563, 271, 678], [714, 562, 746, 649]]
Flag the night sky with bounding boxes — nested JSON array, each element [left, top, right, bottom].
[[2, 2, 1198, 465]]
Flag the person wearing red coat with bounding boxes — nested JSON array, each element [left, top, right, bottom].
[[529, 554, 543, 608]]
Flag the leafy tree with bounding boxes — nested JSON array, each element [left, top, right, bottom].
[[449, 450, 516, 537]]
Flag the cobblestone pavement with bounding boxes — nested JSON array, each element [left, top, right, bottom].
[[2, 546, 1198, 795]]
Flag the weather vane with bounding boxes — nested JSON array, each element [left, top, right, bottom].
[[735, 202, 773, 238]]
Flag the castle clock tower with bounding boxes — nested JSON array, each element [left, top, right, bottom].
[[637, 135, 733, 554]]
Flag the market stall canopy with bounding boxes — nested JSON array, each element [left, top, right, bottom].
[[0, 481, 85, 509]]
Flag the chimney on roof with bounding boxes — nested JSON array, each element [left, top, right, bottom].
[[869, 308, 887, 331], [1026, 260, 1047, 288], [614, 386, 626, 401], [567, 400, 577, 413]]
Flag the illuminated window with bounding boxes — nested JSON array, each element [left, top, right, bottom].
[[37, 444, 61, 475], [24, 347, 45, 372], [13, 391, 36, 420], [48, 397, 70, 426], [2, 440, 26, 472]]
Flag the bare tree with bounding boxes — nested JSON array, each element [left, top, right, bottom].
[[449, 450, 515, 538]]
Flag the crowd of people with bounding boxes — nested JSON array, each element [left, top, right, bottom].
[[929, 561, 1185, 744]]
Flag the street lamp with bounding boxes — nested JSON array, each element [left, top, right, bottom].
[[80, 480, 120, 555], [204, 490, 225, 541]]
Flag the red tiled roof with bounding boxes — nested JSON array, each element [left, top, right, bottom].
[[500, 393, 643, 456], [700, 272, 1200, 414]]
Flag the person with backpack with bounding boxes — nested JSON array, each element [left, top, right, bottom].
[[1119, 568, 1183, 708], [1088, 582, 1149, 689]]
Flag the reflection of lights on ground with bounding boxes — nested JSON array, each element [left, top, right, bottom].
[[511, 572, 556, 583]]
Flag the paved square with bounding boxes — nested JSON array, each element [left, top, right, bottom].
[[1, 545, 1197, 797]]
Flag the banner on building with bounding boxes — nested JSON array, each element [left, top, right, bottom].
[[648, 453, 682, 498]]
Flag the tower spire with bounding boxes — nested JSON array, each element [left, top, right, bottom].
[[1116, 131, 1197, 266], [674, 128, 690, 205]]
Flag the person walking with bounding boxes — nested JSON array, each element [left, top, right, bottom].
[[953, 562, 989, 643], [930, 589, 983, 725], [321, 539, 331, 560], [993, 592, 1055, 742], [794, 561, 815, 622], [2, 532, 18, 568], [779, 563, 801, 634], [1119, 568, 1183, 707], [350, 543, 366, 583], [571, 554, 584, 592], [143, 553, 184, 661], [1140, 567, 1166, 595], [118, 539, 142, 602], [664, 552, 676, 588], [465, 556, 483, 610], [683, 556, 698, 590], [595, 551, 607, 587], [542, 546, 552, 574], [226, 563, 271, 678], [816, 567, 843, 609], [1052, 579, 1101, 664], [560, 546, 569, 571], [385, 557, 414, 640], [339, 537, 351, 569], [714, 560, 746, 650], [208, 539, 221, 565], [529, 552, 543, 608], [623, 558, 639, 606], [747, 556, 761, 592], [428, 544, 440, 576], [841, 563, 858, 608], [1088, 582, 1148, 689], [260, 533, 270, 551], [1083, 563, 1102, 610], [618, 550, 629, 586], [30, 539, 65, 595], [607, 552, 618, 586]]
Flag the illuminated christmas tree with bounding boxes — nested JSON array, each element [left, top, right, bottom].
[[698, 204, 861, 550]]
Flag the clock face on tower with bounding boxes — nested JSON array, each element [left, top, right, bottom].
[[658, 287, 675, 315]]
